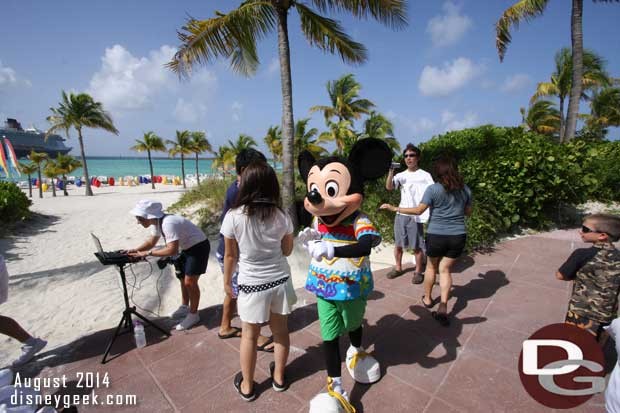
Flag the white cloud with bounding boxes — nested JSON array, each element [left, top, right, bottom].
[[0, 61, 30, 89], [501, 74, 531, 93], [231, 101, 243, 122], [441, 110, 479, 131], [419, 57, 483, 97], [427, 1, 472, 47], [267, 58, 279, 75], [173, 98, 207, 123], [385, 110, 397, 120], [403, 117, 436, 135], [87, 44, 177, 112]]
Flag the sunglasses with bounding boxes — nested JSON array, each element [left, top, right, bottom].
[[404, 153, 419, 158], [581, 225, 598, 233]]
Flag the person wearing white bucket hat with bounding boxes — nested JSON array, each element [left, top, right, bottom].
[[127, 199, 210, 331]]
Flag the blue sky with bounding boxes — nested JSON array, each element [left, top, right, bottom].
[[1, 0, 619, 157]]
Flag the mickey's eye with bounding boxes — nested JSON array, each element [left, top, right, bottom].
[[309, 183, 319, 193], [325, 181, 339, 198]]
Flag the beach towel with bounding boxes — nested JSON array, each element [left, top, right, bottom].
[[0, 254, 8, 305]]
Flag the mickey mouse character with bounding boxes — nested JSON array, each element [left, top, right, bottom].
[[298, 138, 392, 411]]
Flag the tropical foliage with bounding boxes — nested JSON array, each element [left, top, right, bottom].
[[520, 100, 561, 136], [47, 91, 118, 195], [189, 131, 213, 185], [19, 161, 37, 198], [496, 0, 620, 142], [0, 182, 31, 231], [294, 118, 325, 159], [43, 160, 60, 197], [131, 131, 166, 189], [27, 150, 48, 199], [54, 153, 82, 196], [264, 126, 282, 168], [167, 130, 194, 189], [530, 47, 611, 141], [168, 0, 407, 222], [310, 73, 375, 122]]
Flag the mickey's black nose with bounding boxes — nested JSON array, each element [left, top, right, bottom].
[[306, 189, 323, 205]]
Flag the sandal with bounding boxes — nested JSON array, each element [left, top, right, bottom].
[[421, 295, 434, 309], [257, 336, 274, 353], [269, 361, 289, 392], [217, 326, 242, 339], [412, 272, 424, 284], [233, 371, 256, 401], [386, 268, 404, 279]]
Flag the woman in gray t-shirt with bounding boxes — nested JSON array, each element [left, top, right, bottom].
[[380, 156, 472, 327]]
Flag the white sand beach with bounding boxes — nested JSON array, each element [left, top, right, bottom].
[[0, 184, 395, 364]]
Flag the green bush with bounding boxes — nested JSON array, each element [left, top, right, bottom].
[[576, 139, 620, 202], [0, 182, 32, 227]]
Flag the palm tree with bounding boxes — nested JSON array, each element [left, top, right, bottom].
[[530, 47, 611, 141], [264, 126, 282, 168], [496, 0, 619, 142], [28, 150, 48, 199], [47, 91, 118, 196], [189, 131, 213, 185], [520, 100, 561, 136], [227, 134, 257, 156], [54, 153, 82, 196], [310, 73, 375, 123], [318, 119, 356, 155], [168, 0, 407, 221], [19, 161, 37, 198], [588, 86, 620, 128], [167, 130, 194, 189], [43, 160, 60, 197], [212, 145, 235, 174], [294, 118, 325, 159], [130, 131, 166, 189], [360, 111, 401, 154]]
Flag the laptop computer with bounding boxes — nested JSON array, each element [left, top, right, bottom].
[[91, 233, 133, 265]]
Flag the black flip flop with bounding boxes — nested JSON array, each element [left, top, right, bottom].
[[217, 327, 242, 339], [269, 361, 289, 392], [421, 295, 434, 309], [432, 311, 450, 327], [233, 371, 256, 401], [257, 336, 274, 353]]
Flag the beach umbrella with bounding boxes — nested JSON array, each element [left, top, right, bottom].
[[109, 177, 115, 186], [57, 180, 64, 190], [41, 183, 48, 192], [75, 178, 82, 187]]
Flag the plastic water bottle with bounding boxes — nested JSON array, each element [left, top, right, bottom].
[[133, 320, 146, 348]]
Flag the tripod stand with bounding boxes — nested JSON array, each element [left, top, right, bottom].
[[102, 262, 170, 364]]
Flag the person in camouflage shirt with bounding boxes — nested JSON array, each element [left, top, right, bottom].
[[556, 214, 620, 338]]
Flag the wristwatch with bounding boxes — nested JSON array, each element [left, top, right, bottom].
[[147, 250, 153, 257]]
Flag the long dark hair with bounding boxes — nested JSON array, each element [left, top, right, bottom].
[[233, 160, 282, 221], [433, 156, 464, 192]]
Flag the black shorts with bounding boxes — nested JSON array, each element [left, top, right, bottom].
[[425, 233, 466, 259], [174, 239, 210, 279]]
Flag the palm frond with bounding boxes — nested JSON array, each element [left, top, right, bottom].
[[309, 0, 408, 29], [295, 3, 367, 65], [168, 1, 276, 77], [496, 0, 550, 61]]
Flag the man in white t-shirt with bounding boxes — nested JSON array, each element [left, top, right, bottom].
[[385, 144, 433, 283], [127, 200, 210, 331]]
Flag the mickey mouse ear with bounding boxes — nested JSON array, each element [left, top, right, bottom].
[[348, 138, 392, 180]]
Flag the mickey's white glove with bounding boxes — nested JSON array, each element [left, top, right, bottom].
[[298, 227, 322, 248], [307, 240, 335, 262]]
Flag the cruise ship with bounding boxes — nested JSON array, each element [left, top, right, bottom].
[[0, 118, 72, 158]]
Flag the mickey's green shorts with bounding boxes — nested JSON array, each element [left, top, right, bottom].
[[317, 296, 367, 341]]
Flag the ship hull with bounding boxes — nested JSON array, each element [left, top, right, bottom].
[[0, 128, 72, 159]]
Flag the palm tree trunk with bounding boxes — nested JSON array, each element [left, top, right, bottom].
[[276, 6, 297, 227], [77, 128, 93, 196], [565, 0, 584, 142], [195, 153, 200, 185], [559, 97, 566, 141], [63, 175, 68, 196], [37, 167, 43, 198], [51, 178, 57, 197], [181, 154, 186, 189], [148, 150, 156, 190], [27, 174, 32, 198]]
